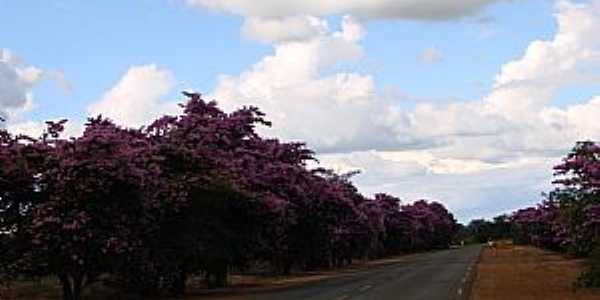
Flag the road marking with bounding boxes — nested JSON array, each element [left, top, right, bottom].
[[457, 288, 463, 295], [358, 285, 373, 292], [335, 295, 350, 300]]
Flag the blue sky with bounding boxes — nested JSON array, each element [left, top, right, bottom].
[[1, 0, 560, 117], [1, 0, 267, 119], [2, 0, 600, 222]]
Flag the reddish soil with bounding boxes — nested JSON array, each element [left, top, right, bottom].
[[470, 243, 600, 300]]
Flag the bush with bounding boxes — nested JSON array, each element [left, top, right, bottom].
[[576, 245, 600, 288]]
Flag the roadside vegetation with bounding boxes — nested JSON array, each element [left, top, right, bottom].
[[468, 141, 600, 289], [0, 93, 459, 300]]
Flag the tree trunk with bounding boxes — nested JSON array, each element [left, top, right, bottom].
[[171, 271, 187, 295], [72, 274, 83, 300], [206, 262, 228, 288], [59, 274, 72, 300], [59, 274, 84, 300], [215, 267, 227, 288]]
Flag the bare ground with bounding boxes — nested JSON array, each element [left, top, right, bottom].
[[470, 243, 600, 300]]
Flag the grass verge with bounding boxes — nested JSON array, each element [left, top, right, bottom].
[[470, 243, 600, 300]]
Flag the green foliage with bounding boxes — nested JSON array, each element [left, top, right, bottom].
[[466, 216, 513, 243], [576, 245, 600, 288]]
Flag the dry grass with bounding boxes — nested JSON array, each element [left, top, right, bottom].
[[470, 242, 600, 300], [0, 278, 123, 300], [0, 278, 61, 300]]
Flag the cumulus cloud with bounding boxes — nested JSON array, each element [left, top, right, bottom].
[[210, 16, 396, 152], [195, 0, 600, 162], [0, 48, 73, 133], [316, 150, 556, 221], [6, 119, 83, 139], [372, 0, 600, 163], [0, 49, 43, 122], [186, 0, 506, 21], [202, 0, 600, 220], [7, 65, 175, 137], [191, 0, 600, 160], [88, 64, 181, 128], [242, 15, 329, 44], [44, 0, 593, 220], [5, 120, 48, 137], [484, 0, 600, 117]]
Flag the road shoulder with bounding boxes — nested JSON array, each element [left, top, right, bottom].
[[469, 244, 600, 300]]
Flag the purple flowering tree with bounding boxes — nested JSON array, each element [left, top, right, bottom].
[[0, 93, 460, 299]]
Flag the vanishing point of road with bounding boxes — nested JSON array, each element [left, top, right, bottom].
[[218, 245, 482, 300]]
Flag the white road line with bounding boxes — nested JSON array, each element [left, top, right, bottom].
[[358, 285, 373, 292], [335, 295, 350, 300], [457, 288, 463, 295]]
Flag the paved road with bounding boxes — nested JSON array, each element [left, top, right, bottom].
[[226, 245, 481, 300]]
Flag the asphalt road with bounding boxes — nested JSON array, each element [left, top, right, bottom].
[[227, 245, 482, 300]]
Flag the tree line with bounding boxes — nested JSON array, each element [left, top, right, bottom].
[[0, 93, 459, 300]]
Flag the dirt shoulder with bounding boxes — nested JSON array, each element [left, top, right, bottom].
[[470, 243, 600, 300]]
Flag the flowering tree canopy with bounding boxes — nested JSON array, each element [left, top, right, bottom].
[[507, 141, 600, 256], [0, 93, 458, 300]]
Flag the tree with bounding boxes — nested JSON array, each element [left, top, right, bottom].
[[0, 127, 52, 284], [1, 93, 462, 298], [1, 117, 161, 300]]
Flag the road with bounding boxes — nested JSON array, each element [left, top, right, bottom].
[[221, 245, 481, 300]]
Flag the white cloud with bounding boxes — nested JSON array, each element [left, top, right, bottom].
[[23, 0, 586, 221], [242, 15, 329, 44], [186, 0, 506, 21], [381, 0, 600, 163], [88, 64, 181, 128], [5, 120, 47, 137], [211, 16, 395, 152], [0, 49, 43, 122], [316, 150, 557, 222], [561, 96, 600, 138], [211, 1, 600, 158], [204, 0, 600, 220], [0, 49, 73, 132], [6, 119, 83, 139], [484, 0, 600, 118], [419, 47, 443, 64]]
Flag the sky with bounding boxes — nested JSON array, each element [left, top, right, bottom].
[[2, 0, 600, 222]]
